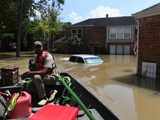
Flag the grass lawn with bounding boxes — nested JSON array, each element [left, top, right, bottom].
[[0, 52, 34, 74]]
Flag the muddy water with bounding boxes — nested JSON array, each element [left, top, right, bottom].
[[55, 55, 160, 120]]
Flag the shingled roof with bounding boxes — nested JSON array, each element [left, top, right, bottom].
[[72, 16, 135, 28], [133, 2, 160, 18]]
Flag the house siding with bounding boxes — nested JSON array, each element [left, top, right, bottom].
[[65, 16, 136, 54], [68, 25, 135, 54], [106, 25, 135, 54], [86, 27, 106, 54], [68, 26, 106, 54], [137, 15, 160, 79]]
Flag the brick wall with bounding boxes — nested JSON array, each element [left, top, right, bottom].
[[138, 15, 160, 78], [86, 26, 106, 54]]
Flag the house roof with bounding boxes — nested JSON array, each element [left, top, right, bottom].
[[133, 2, 160, 18], [71, 16, 135, 28], [107, 16, 135, 26]]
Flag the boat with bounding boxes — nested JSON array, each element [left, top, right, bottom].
[[61, 72, 119, 120], [0, 72, 118, 120]]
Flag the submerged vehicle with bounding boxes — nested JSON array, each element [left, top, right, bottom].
[[69, 55, 103, 64]]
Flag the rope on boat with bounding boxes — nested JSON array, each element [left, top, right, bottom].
[[57, 75, 96, 120]]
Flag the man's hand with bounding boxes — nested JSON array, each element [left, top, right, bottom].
[[22, 68, 49, 78], [21, 71, 33, 79], [25, 71, 33, 75], [22, 71, 34, 77]]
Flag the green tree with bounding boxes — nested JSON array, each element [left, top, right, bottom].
[[0, 0, 64, 56], [0, 0, 17, 35], [47, 8, 63, 52], [27, 19, 49, 42], [16, 0, 38, 56], [27, 9, 63, 51], [27, 0, 64, 52], [17, 0, 64, 56]]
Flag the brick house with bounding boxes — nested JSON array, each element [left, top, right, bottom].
[[133, 3, 160, 79], [67, 15, 136, 54], [67, 18, 106, 54], [106, 16, 136, 55]]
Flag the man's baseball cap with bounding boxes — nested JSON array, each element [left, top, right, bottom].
[[34, 41, 43, 47]]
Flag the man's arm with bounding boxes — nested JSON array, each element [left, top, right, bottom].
[[25, 68, 51, 76], [24, 53, 54, 76]]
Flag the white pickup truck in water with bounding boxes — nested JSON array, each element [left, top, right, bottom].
[[69, 54, 103, 64]]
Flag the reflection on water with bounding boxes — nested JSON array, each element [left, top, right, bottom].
[[102, 84, 138, 120], [114, 74, 160, 91], [136, 77, 160, 91], [55, 55, 160, 120]]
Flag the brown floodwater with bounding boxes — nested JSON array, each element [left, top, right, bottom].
[[55, 55, 160, 120]]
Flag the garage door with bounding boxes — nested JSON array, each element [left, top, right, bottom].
[[109, 45, 130, 55], [117, 45, 123, 55], [124, 45, 130, 55], [109, 45, 116, 54]]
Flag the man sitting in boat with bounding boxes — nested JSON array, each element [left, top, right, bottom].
[[23, 41, 56, 106]]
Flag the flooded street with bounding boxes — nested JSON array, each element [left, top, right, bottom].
[[1, 0, 159, 120], [55, 55, 160, 120]]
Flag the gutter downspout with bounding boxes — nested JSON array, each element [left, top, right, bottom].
[[105, 14, 109, 54]]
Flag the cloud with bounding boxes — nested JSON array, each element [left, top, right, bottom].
[[67, 6, 122, 23], [68, 12, 83, 23], [89, 6, 122, 18]]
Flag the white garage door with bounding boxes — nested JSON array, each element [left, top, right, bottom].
[[109, 45, 116, 54], [117, 45, 123, 55], [142, 62, 157, 79], [124, 45, 130, 55], [109, 45, 131, 55]]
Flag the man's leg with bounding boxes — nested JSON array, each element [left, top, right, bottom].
[[43, 75, 57, 85], [43, 75, 59, 102], [33, 75, 46, 100]]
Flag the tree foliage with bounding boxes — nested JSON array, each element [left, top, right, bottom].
[[0, 0, 17, 33], [0, 0, 65, 55], [27, 0, 65, 51]]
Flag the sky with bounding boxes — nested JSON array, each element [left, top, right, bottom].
[[59, 0, 159, 24]]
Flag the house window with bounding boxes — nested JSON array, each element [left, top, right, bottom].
[[71, 29, 82, 38], [142, 62, 157, 79], [78, 29, 81, 34], [71, 29, 82, 45], [78, 29, 81, 38], [109, 33, 116, 39], [116, 33, 124, 39], [124, 33, 131, 39], [78, 34, 81, 38], [72, 30, 76, 34]]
